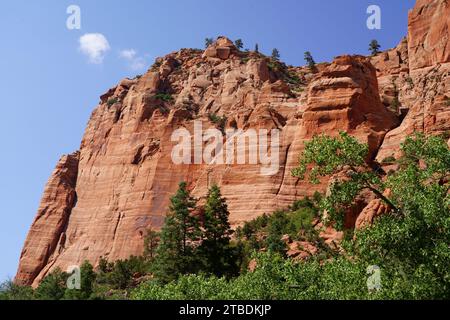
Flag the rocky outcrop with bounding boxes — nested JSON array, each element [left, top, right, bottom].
[[407, 0, 450, 70], [15, 152, 79, 285], [303, 55, 397, 157], [16, 0, 450, 287], [16, 47, 395, 287], [377, 0, 450, 162], [355, 190, 392, 230]]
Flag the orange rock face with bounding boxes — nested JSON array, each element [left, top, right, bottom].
[[407, 0, 450, 70], [15, 152, 79, 285], [16, 48, 394, 287], [377, 0, 450, 162], [16, 0, 450, 287], [355, 189, 392, 230]]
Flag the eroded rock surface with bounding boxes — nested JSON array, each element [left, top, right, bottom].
[[16, 0, 450, 287]]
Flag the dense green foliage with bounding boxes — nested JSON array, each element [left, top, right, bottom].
[[153, 182, 200, 283], [2, 133, 448, 300], [131, 252, 370, 300], [198, 185, 239, 277], [132, 133, 449, 300], [292, 131, 399, 228], [0, 281, 34, 300]]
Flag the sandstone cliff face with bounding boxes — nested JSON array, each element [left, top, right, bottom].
[[376, 0, 450, 162], [16, 0, 450, 286], [408, 0, 449, 70], [15, 153, 79, 285]]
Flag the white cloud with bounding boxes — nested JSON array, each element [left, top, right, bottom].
[[119, 49, 137, 60], [119, 48, 147, 71], [79, 33, 110, 64]]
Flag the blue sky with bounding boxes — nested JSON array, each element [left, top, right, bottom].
[[0, 0, 415, 282]]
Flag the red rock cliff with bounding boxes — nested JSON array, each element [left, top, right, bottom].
[[16, 0, 450, 286]]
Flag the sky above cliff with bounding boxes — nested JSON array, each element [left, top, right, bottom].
[[0, 0, 415, 282]]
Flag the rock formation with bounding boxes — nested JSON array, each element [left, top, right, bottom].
[[376, 0, 450, 162], [16, 0, 450, 287]]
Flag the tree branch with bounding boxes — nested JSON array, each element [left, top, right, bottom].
[[365, 185, 400, 213]]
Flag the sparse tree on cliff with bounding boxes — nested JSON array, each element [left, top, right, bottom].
[[198, 185, 237, 277], [304, 51, 316, 70], [234, 39, 244, 50], [154, 182, 200, 283], [255, 43, 259, 53], [271, 48, 280, 61], [205, 37, 214, 48], [369, 39, 381, 55]]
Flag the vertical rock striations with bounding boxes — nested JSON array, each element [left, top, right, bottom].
[[16, 153, 79, 286], [16, 0, 450, 287]]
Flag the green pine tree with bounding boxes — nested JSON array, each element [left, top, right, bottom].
[[143, 228, 159, 260], [304, 51, 316, 70], [205, 38, 214, 48], [369, 39, 381, 55], [234, 39, 244, 50], [154, 182, 200, 283], [271, 48, 280, 61], [64, 260, 96, 300], [265, 211, 289, 255], [255, 43, 259, 53], [199, 185, 237, 277], [35, 268, 68, 300]]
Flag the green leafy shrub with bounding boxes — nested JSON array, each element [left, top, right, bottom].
[[208, 113, 227, 132], [34, 269, 68, 300], [381, 156, 396, 164], [107, 97, 119, 107], [0, 281, 34, 300], [406, 76, 414, 89], [154, 93, 174, 102]]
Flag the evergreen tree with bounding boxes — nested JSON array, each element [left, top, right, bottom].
[[109, 260, 133, 289], [205, 38, 214, 48], [0, 281, 34, 300], [304, 51, 316, 70], [35, 269, 67, 300], [143, 228, 160, 260], [234, 39, 244, 50], [255, 43, 259, 53], [265, 211, 289, 255], [271, 48, 280, 61], [79, 261, 96, 299], [369, 39, 381, 55], [154, 182, 200, 283], [64, 261, 96, 300], [199, 185, 237, 277]]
